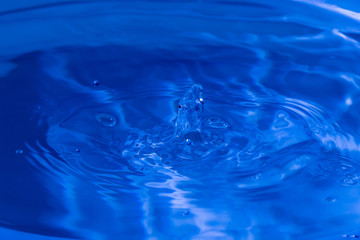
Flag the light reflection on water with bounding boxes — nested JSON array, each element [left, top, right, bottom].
[[1, 0, 360, 239]]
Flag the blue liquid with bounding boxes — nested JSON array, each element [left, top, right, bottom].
[[174, 84, 204, 141], [1, 1, 360, 239]]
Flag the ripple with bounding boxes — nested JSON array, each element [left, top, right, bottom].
[[2, 0, 360, 239], [307, 152, 360, 180]]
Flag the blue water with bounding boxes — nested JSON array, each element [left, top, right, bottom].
[[1, 0, 360, 239]]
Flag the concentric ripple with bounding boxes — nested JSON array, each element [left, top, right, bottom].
[[19, 47, 360, 239], [1, 0, 360, 239]]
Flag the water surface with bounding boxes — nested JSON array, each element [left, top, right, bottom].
[[1, 1, 360, 239]]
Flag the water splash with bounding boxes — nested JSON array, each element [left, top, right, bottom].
[[1, 1, 360, 239], [174, 84, 204, 142]]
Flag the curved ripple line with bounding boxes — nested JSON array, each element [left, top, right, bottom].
[[25, 141, 79, 177], [307, 152, 360, 180], [295, 0, 360, 22], [282, 97, 360, 151], [0, 1, 90, 17]]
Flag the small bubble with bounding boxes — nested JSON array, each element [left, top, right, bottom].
[[207, 117, 229, 128], [75, 148, 80, 153], [325, 197, 337, 203], [15, 149, 23, 154], [185, 139, 191, 145], [182, 209, 190, 216], [250, 173, 261, 181], [122, 150, 128, 156], [93, 80, 100, 86], [343, 234, 359, 238], [342, 178, 357, 186], [96, 113, 117, 127]]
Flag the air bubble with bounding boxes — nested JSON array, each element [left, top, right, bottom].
[[345, 173, 359, 179], [250, 173, 261, 181], [325, 197, 337, 203], [342, 178, 357, 186], [186, 139, 191, 145], [93, 80, 100, 86], [343, 234, 359, 238], [122, 150, 130, 156], [182, 209, 190, 216], [207, 117, 229, 128], [15, 149, 23, 154], [75, 148, 80, 153], [96, 113, 117, 127]]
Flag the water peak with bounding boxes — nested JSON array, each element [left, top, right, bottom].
[[174, 84, 204, 142]]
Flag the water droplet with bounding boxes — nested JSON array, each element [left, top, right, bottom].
[[346, 97, 353, 106], [342, 178, 357, 186], [15, 149, 23, 154], [325, 196, 337, 203], [96, 113, 117, 127], [186, 139, 191, 145], [182, 209, 190, 216], [93, 80, 100, 86]]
